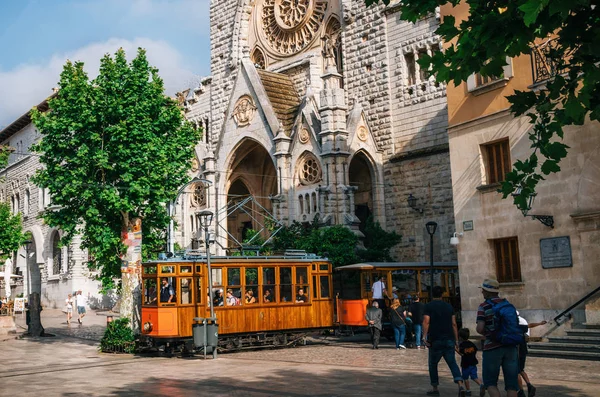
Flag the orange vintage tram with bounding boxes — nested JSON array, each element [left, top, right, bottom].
[[140, 254, 334, 353]]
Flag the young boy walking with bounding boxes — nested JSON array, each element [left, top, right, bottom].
[[458, 328, 484, 396]]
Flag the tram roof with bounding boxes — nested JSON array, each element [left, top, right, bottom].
[[335, 262, 458, 271]]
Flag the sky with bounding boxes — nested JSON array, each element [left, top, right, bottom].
[[0, 0, 211, 128]]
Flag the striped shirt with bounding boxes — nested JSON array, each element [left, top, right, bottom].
[[476, 297, 505, 351]]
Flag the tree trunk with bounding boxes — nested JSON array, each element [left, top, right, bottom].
[[120, 217, 142, 332], [27, 292, 45, 336]]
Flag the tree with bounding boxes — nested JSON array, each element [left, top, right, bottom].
[[31, 48, 200, 328], [357, 216, 402, 262], [0, 202, 26, 260], [366, 0, 599, 211]]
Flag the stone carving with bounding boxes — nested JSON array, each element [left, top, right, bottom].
[[299, 128, 310, 144], [191, 157, 200, 172], [357, 126, 368, 142], [261, 0, 328, 56], [232, 95, 257, 127]]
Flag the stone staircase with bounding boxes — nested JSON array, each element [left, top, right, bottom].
[[528, 324, 600, 361]]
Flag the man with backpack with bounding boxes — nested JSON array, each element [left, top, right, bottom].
[[476, 279, 520, 397]]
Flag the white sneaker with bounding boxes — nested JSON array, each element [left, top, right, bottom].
[[399, 345, 406, 349]]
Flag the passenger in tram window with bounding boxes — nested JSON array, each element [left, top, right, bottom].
[[160, 278, 174, 303], [392, 286, 399, 299], [213, 289, 224, 306], [296, 289, 308, 303], [263, 288, 273, 303], [226, 289, 240, 306], [245, 289, 256, 304]]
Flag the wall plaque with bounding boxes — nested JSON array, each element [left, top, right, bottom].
[[540, 236, 573, 269], [463, 220, 473, 231]]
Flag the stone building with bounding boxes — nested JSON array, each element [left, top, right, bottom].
[[176, 0, 457, 272], [443, 4, 600, 334], [0, 97, 108, 310]]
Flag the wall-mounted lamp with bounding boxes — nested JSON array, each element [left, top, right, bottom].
[[511, 187, 554, 228], [407, 194, 423, 214], [449, 232, 463, 246]]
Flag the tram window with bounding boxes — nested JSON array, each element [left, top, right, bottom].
[[263, 286, 275, 303], [263, 267, 275, 284], [391, 271, 417, 297], [161, 265, 175, 274], [296, 267, 308, 284], [226, 288, 242, 306], [312, 264, 316, 271], [180, 278, 192, 304], [280, 267, 292, 302], [228, 268, 241, 286], [196, 265, 202, 273], [338, 270, 362, 300], [245, 268, 258, 304], [313, 276, 317, 299], [160, 277, 176, 304], [212, 268, 223, 286], [195, 277, 203, 304], [320, 264, 329, 271], [180, 265, 192, 274], [296, 286, 309, 303], [144, 265, 157, 275], [320, 275, 330, 298], [143, 278, 157, 305]]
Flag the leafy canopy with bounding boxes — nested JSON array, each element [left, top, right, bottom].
[[31, 48, 200, 290], [366, 0, 599, 212], [0, 202, 27, 260]]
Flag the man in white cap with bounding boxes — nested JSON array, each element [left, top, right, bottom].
[[476, 279, 519, 397]]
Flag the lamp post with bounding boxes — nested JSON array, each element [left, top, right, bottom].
[[22, 240, 32, 297], [425, 221, 437, 302], [197, 210, 215, 319]]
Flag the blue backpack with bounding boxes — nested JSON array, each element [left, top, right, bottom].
[[487, 299, 525, 345]]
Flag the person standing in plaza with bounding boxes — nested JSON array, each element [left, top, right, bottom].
[[65, 293, 74, 325], [76, 290, 86, 325], [516, 311, 547, 397], [409, 295, 425, 349], [423, 285, 466, 396], [371, 276, 387, 310], [390, 298, 407, 349], [476, 279, 519, 397], [365, 301, 383, 349]]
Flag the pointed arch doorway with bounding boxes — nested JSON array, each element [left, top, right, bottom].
[[226, 139, 277, 249], [349, 152, 375, 234]]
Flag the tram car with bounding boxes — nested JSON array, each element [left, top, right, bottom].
[[334, 262, 460, 343], [140, 253, 334, 353]]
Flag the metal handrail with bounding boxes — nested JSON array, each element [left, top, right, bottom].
[[553, 285, 600, 323]]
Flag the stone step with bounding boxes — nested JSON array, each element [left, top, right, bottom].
[[527, 349, 600, 361], [547, 335, 600, 345], [582, 323, 600, 330], [566, 328, 600, 337], [528, 342, 600, 353]]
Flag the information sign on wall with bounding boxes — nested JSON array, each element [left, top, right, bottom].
[[540, 236, 573, 269]]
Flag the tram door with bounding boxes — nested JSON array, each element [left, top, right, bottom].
[[362, 272, 387, 301]]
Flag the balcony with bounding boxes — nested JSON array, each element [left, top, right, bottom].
[[531, 38, 560, 84]]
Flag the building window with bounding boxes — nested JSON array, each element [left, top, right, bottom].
[[467, 57, 514, 94], [251, 47, 266, 70], [483, 139, 511, 184], [191, 182, 207, 207], [24, 189, 30, 216], [52, 231, 62, 275], [298, 154, 322, 186], [405, 53, 416, 86], [493, 237, 522, 283]]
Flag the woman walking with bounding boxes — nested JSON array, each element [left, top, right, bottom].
[[65, 293, 74, 325], [390, 298, 407, 349]]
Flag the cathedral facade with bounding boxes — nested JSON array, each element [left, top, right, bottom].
[[177, 0, 456, 264]]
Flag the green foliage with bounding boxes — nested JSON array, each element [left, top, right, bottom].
[[31, 48, 200, 290], [357, 216, 402, 262], [100, 317, 136, 353], [365, 0, 599, 212], [0, 202, 27, 260], [0, 145, 12, 170]]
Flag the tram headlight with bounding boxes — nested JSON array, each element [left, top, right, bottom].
[[143, 321, 153, 333]]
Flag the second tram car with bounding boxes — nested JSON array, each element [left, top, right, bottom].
[[140, 254, 334, 353]]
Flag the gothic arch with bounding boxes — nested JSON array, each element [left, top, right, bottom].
[[348, 150, 378, 232], [251, 46, 266, 69]]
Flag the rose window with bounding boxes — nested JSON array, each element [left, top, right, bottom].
[[191, 183, 207, 207], [299, 156, 321, 185]]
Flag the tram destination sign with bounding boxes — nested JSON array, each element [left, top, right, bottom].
[[540, 236, 573, 269]]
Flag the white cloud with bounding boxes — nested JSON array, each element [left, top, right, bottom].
[[0, 38, 197, 127]]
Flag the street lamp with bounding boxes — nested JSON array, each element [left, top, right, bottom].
[[511, 187, 554, 228], [407, 193, 423, 214], [197, 210, 215, 319], [22, 240, 32, 297], [425, 221, 437, 302]]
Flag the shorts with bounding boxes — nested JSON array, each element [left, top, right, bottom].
[[518, 342, 528, 372], [77, 306, 86, 315], [482, 345, 519, 391], [462, 365, 479, 380], [66, 307, 73, 313]]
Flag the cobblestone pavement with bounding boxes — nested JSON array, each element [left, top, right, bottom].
[[1, 311, 599, 396]]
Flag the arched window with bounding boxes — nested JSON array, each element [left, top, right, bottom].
[[324, 17, 343, 84], [191, 182, 207, 208], [251, 47, 266, 70], [52, 231, 62, 275], [305, 194, 311, 214], [24, 189, 30, 216], [299, 195, 304, 215], [312, 192, 318, 213]]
